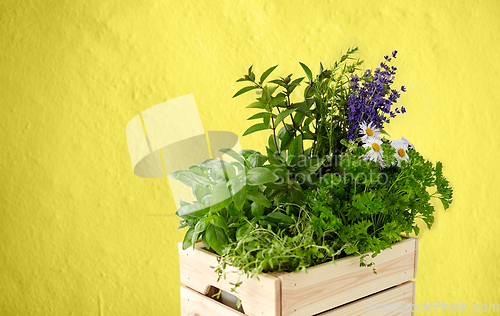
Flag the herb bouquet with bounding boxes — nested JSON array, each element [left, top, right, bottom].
[[175, 48, 453, 315]]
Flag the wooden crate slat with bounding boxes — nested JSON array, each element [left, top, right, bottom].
[[317, 281, 415, 316], [413, 238, 419, 279], [179, 237, 418, 316], [179, 243, 281, 316], [181, 286, 244, 316], [180, 282, 416, 316], [278, 238, 417, 316]]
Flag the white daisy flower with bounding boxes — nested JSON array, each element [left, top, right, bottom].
[[359, 121, 381, 142], [363, 138, 384, 163], [401, 136, 415, 150], [391, 139, 409, 166]]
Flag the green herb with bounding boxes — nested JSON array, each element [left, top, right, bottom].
[[173, 48, 453, 302]]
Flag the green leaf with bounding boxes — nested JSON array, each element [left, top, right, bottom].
[[270, 94, 286, 108], [279, 130, 294, 152], [236, 223, 252, 241], [240, 149, 257, 160], [293, 102, 314, 118], [206, 225, 228, 255], [247, 112, 272, 120], [194, 216, 211, 234], [170, 170, 213, 188], [290, 182, 306, 204], [380, 129, 391, 137], [182, 227, 195, 250], [193, 216, 211, 244], [302, 131, 315, 140], [303, 117, 314, 127], [288, 77, 305, 93], [188, 165, 204, 176], [210, 182, 232, 212], [193, 183, 211, 202], [299, 62, 313, 82], [176, 202, 210, 219], [210, 216, 228, 233], [229, 161, 246, 174], [247, 152, 268, 167], [267, 212, 294, 225], [293, 111, 305, 126], [221, 162, 237, 180], [251, 202, 264, 217], [266, 147, 283, 165], [200, 159, 227, 181], [269, 79, 287, 87], [268, 134, 278, 152], [305, 157, 325, 173], [275, 108, 295, 127], [266, 85, 279, 96], [242, 123, 269, 136], [201, 232, 210, 249], [259, 65, 278, 84], [177, 220, 188, 230], [246, 101, 265, 109], [288, 135, 303, 164], [219, 148, 245, 166], [233, 86, 259, 98], [247, 191, 271, 208], [230, 179, 246, 211], [227, 204, 240, 217], [246, 167, 279, 185]]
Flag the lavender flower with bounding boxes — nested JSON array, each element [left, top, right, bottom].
[[346, 51, 406, 140]]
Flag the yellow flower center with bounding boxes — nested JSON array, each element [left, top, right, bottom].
[[398, 148, 406, 157], [366, 128, 374, 136], [372, 142, 381, 152]]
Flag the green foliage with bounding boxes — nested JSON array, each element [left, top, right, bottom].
[[172, 48, 454, 302], [237, 49, 356, 157]]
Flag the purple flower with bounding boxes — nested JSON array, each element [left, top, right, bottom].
[[345, 51, 406, 140]]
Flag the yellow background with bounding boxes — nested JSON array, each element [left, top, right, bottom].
[[1, 1, 499, 315]]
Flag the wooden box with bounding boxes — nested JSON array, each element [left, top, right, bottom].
[[179, 237, 418, 316]]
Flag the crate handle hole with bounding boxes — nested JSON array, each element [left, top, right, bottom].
[[205, 285, 245, 313]]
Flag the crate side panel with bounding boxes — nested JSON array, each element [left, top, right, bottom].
[[279, 238, 417, 316], [179, 243, 281, 316], [413, 238, 419, 279], [317, 281, 415, 315]]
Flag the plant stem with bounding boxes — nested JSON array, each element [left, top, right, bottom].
[[270, 108, 280, 155]]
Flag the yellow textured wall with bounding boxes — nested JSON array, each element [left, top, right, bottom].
[[1, 1, 499, 315]]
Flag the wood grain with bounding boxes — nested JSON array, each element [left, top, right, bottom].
[[317, 281, 416, 315], [179, 237, 418, 316], [181, 286, 244, 316], [179, 243, 281, 316], [278, 238, 418, 316]]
